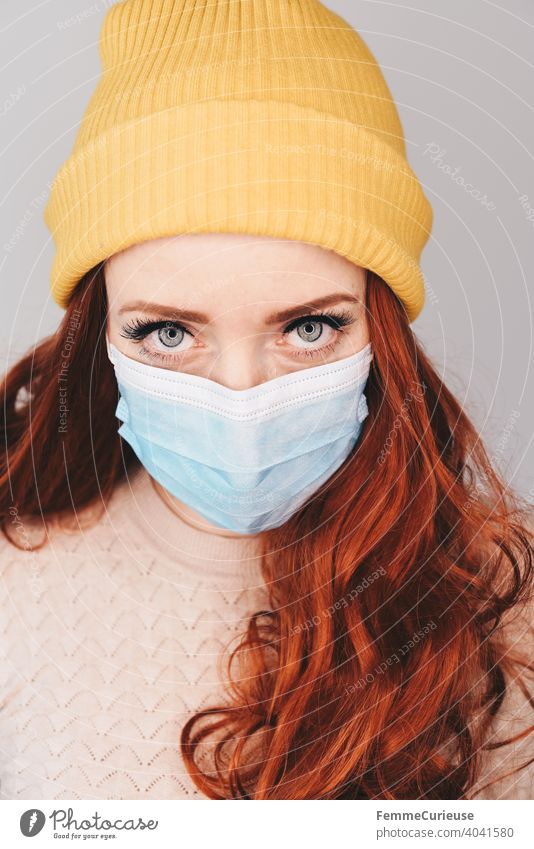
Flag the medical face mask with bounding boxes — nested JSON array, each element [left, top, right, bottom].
[[105, 337, 373, 535]]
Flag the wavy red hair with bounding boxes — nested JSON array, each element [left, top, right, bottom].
[[2, 265, 534, 798]]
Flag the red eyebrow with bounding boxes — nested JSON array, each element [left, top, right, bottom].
[[118, 293, 360, 324]]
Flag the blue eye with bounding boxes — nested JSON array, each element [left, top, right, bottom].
[[295, 319, 323, 343], [121, 317, 190, 345], [156, 324, 185, 347], [284, 309, 354, 348], [284, 310, 354, 337], [281, 309, 356, 360], [119, 308, 356, 364]]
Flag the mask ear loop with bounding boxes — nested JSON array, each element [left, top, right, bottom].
[[105, 334, 116, 365]]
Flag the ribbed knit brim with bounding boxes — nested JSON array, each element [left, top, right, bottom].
[[44, 0, 433, 322]]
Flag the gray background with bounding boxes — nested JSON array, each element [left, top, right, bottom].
[[1, 0, 533, 501]]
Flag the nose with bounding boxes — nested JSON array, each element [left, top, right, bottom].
[[207, 342, 275, 391]]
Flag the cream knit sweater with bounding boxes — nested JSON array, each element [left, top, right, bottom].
[[1, 464, 533, 800]]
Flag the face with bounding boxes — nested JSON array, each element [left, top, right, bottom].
[[105, 233, 369, 390]]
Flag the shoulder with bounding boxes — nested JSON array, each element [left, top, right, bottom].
[[0, 471, 134, 590], [0, 464, 168, 605], [1, 466, 142, 558], [0, 471, 144, 655]]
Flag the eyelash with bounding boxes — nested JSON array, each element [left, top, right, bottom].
[[119, 309, 355, 362]]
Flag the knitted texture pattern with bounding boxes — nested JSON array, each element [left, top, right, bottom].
[[43, 0, 433, 320], [1, 463, 533, 799], [0, 464, 269, 799]]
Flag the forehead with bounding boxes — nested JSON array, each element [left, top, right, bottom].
[[105, 232, 366, 309]]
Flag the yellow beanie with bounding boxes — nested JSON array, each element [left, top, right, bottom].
[[44, 0, 433, 321]]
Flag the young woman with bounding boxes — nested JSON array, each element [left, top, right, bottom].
[[1, 0, 533, 800]]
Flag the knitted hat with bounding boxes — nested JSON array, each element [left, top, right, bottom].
[[44, 0, 433, 321]]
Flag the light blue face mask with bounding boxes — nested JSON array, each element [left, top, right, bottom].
[[105, 337, 373, 535]]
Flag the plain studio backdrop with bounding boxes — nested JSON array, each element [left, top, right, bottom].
[[1, 0, 533, 501]]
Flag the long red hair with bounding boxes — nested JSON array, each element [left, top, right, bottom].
[[2, 265, 534, 799]]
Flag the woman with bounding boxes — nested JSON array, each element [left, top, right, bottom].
[[1, 0, 533, 800]]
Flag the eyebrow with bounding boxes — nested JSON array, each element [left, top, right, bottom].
[[117, 293, 361, 324]]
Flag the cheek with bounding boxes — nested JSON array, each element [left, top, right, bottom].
[[361, 318, 371, 344], [344, 319, 370, 356], [105, 319, 130, 358]]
